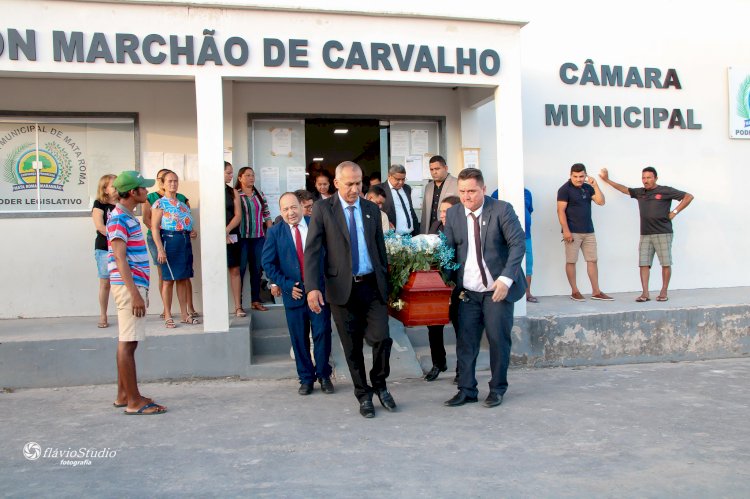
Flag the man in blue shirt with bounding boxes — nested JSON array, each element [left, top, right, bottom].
[[557, 163, 613, 302]]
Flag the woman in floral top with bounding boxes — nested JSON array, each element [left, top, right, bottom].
[[151, 171, 199, 327], [235, 166, 272, 311]]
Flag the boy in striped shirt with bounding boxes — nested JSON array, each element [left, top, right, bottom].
[[108, 171, 167, 415]]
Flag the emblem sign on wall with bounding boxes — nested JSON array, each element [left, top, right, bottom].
[[728, 67, 750, 139]]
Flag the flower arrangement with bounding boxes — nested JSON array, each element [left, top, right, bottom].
[[384, 231, 460, 307]]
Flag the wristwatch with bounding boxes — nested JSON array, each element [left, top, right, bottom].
[[671, 209, 679, 215]]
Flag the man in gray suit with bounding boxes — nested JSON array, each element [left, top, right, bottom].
[[305, 161, 395, 419], [382, 164, 420, 236], [442, 168, 526, 408], [420, 155, 458, 234]]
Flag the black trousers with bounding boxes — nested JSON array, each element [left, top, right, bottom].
[[456, 290, 514, 398], [426, 287, 460, 370], [330, 275, 392, 402]]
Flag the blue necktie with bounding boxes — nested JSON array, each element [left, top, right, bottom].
[[347, 205, 360, 275]]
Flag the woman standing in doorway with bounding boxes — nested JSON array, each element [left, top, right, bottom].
[[91, 173, 118, 328], [224, 162, 244, 317], [151, 171, 200, 327], [313, 170, 334, 200], [235, 166, 272, 312]]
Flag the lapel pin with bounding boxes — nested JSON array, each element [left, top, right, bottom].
[[366, 214, 371, 218], [482, 221, 486, 226]]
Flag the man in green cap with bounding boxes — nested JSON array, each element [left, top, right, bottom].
[[108, 171, 167, 415]]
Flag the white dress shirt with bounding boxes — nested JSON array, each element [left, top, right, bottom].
[[288, 218, 307, 252], [462, 204, 514, 293], [391, 183, 412, 235]]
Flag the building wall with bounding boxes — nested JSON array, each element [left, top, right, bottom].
[[516, 0, 750, 296], [0, 78, 201, 318]]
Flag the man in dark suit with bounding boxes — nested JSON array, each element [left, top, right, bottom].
[[305, 161, 395, 419], [382, 164, 420, 236], [442, 168, 527, 408], [262, 192, 333, 396]]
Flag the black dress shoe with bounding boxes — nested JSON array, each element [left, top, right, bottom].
[[359, 399, 375, 418], [483, 392, 503, 408], [444, 391, 478, 407], [424, 365, 447, 382], [376, 389, 397, 412], [298, 383, 313, 395], [319, 377, 335, 394]]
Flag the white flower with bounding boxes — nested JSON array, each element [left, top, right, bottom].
[[411, 234, 440, 253]]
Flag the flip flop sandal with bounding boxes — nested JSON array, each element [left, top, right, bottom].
[[656, 296, 669, 302], [188, 311, 201, 318], [235, 308, 247, 317], [165, 318, 177, 328], [97, 322, 109, 328], [635, 296, 651, 302], [181, 318, 201, 325], [124, 402, 167, 415]]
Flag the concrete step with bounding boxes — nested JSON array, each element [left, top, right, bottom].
[[251, 327, 292, 358], [403, 324, 456, 348], [248, 305, 288, 330]]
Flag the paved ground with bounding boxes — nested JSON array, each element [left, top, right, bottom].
[[1, 357, 748, 498]]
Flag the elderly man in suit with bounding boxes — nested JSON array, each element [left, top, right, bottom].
[[305, 161, 395, 419], [443, 168, 526, 408], [262, 192, 333, 396], [382, 164, 420, 236], [420, 155, 458, 235]]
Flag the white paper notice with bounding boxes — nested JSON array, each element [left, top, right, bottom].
[[185, 154, 199, 181], [405, 155, 423, 182], [410, 129, 429, 155], [164, 153, 185, 179], [286, 166, 307, 192], [390, 130, 410, 157], [142, 152, 164, 179], [265, 194, 281, 220], [412, 185, 424, 210], [463, 149, 480, 169], [260, 167, 281, 194], [271, 128, 292, 157]]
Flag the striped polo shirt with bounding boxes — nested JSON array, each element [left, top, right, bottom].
[[107, 203, 150, 288]]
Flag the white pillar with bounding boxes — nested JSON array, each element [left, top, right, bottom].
[[493, 41, 527, 317], [195, 74, 230, 332]]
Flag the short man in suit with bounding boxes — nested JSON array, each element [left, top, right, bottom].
[[262, 192, 333, 396], [382, 164, 420, 236], [305, 161, 395, 418], [420, 155, 458, 234], [443, 168, 527, 408]]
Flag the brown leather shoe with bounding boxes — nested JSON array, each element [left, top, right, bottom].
[[251, 302, 269, 311]]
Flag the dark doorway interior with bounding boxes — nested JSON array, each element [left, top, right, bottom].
[[304, 118, 380, 192]]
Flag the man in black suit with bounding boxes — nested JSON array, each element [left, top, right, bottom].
[[305, 161, 395, 418], [382, 164, 420, 236], [442, 168, 526, 408]]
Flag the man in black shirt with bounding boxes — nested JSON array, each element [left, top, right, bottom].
[[599, 166, 694, 302]]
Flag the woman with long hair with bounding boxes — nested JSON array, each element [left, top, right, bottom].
[[235, 166, 272, 312], [151, 171, 200, 327], [91, 173, 118, 328], [224, 162, 244, 316]]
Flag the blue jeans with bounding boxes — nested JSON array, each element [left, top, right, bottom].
[[239, 237, 265, 303]]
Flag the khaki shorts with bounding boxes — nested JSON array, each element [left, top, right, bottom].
[[565, 233, 598, 263], [112, 285, 149, 342], [639, 233, 673, 267]]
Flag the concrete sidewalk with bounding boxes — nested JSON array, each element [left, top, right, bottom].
[[1, 358, 748, 498]]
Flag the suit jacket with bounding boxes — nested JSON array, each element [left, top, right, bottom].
[[420, 174, 458, 234], [382, 181, 420, 236], [304, 195, 388, 306], [262, 216, 324, 309], [443, 196, 527, 303]]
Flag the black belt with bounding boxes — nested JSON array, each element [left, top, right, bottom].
[[353, 273, 373, 283]]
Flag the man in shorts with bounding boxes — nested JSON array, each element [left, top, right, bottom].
[[599, 166, 693, 302], [557, 163, 613, 301], [109, 170, 167, 415]]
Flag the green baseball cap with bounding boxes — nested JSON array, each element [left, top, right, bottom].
[[113, 170, 155, 192]]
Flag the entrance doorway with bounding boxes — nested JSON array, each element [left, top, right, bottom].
[[305, 118, 381, 185]]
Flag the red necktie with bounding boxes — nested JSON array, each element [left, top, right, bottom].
[[293, 224, 304, 280]]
